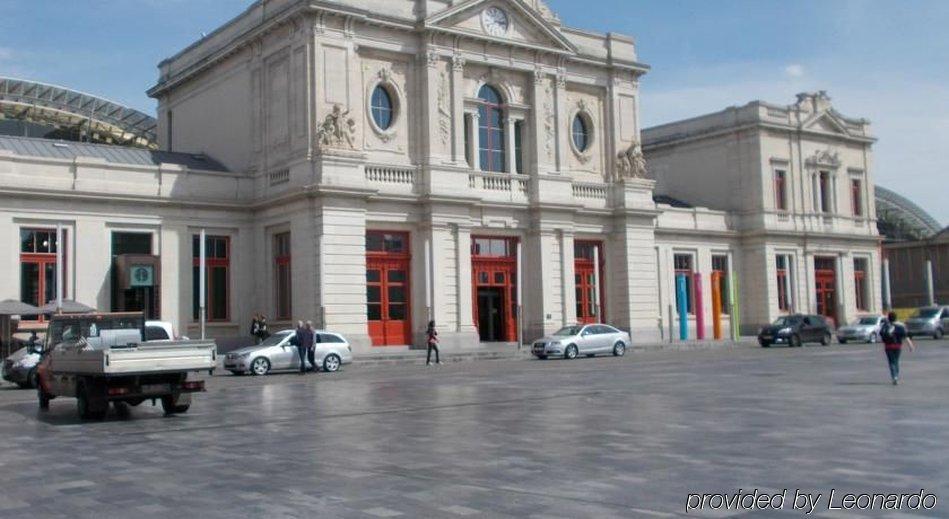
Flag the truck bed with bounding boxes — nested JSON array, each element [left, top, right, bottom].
[[49, 340, 216, 376]]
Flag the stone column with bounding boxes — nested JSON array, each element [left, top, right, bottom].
[[469, 112, 481, 171], [553, 73, 568, 173], [560, 230, 576, 326], [454, 224, 476, 335], [925, 259, 935, 306], [505, 117, 517, 174], [451, 55, 466, 165], [523, 227, 562, 341], [530, 68, 554, 176], [882, 258, 892, 310]]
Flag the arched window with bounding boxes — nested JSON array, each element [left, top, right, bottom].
[[477, 85, 506, 172], [370, 85, 394, 130], [572, 114, 590, 152]]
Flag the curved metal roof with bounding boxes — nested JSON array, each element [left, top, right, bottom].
[[875, 185, 942, 241], [0, 77, 157, 149]]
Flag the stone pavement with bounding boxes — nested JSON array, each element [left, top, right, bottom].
[[0, 340, 946, 518]]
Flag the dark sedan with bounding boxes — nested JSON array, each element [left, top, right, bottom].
[[758, 314, 833, 348]]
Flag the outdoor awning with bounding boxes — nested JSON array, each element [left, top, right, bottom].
[[0, 299, 41, 316], [40, 300, 96, 315]]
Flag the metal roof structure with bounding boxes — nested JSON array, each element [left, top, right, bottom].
[[875, 186, 942, 242], [0, 135, 227, 172], [0, 77, 157, 149]]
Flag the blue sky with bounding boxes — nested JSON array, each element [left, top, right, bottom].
[[0, 0, 945, 225]]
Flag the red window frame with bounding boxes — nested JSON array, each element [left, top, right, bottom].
[[20, 228, 67, 322], [711, 254, 730, 315], [471, 236, 518, 342], [366, 231, 411, 347], [774, 170, 787, 211], [851, 178, 863, 217], [193, 235, 230, 322], [673, 254, 695, 315], [274, 232, 291, 321]]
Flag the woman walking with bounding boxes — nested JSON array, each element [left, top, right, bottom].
[[426, 320, 440, 366], [881, 311, 915, 385]]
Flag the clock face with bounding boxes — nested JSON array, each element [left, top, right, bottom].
[[482, 7, 509, 37]]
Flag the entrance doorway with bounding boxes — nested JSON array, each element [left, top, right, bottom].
[[366, 231, 411, 346], [574, 241, 605, 324], [477, 287, 506, 341], [471, 236, 518, 343], [814, 257, 837, 325]]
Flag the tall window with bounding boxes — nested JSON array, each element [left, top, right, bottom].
[[477, 85, 506, 173], [274, 232, 291, 321], [20, 229, 65, 317], [776, 255, 791, 312], [514, 120, 524, 174], [851, 178, 863, 217], [673, 254, 694, 315], [712, 254, 730, 315], [370, 85, 394, 130], [853, 257, 868, 311], [818, 171, 832, 213], [192, 235, 230, 322], [774, 169, 788, 211]]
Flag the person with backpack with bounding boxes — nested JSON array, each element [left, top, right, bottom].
[[880, 311, 915, 385], [426, 320, 440, 366]]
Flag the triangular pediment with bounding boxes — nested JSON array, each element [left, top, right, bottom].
[[424, 0, 577, 55], [802, 111, 852, 136]]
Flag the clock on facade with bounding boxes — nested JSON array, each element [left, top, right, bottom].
[[482, 7, 510, 37]]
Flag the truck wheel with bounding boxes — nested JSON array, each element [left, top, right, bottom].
[[113, 401, 131, 418], [161, 395, 191, 415], [77, 383, 107, 421], [38, 386, 51, 410]]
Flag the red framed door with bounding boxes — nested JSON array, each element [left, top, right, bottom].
[[470, 236, 518, 343], [366, 232, 411, 347], [814, 257, 837, 325], [575, 241, 605, 324]]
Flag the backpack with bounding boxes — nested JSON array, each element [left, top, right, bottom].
[[879, 321, 895, 343]]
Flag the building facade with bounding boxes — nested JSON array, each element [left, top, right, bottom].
[[0, 0, 883, 352]]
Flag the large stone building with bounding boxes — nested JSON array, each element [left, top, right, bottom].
[[0, 0, 883, 352]]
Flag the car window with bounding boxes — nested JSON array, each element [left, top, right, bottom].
[[802, 317, 812, 325], [914, 308, 940, 318], [260, 333, 291, 347], [553, 326, 583, 336], [857, 317, 880, 325], [318, 333, 344, 343], [144, 326, 170, 341], [602, 325, 619, 334]]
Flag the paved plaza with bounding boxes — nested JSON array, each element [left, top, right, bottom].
[[0, 341, 947, 518]]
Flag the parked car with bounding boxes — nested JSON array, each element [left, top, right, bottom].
[[837, 315, 885, 344], [758, 314, 833, 347], [224, 329, 353, 375], [2, 341, 43, 388], [905, 306, 948, 339], [144, 320, 188, 342], [531, 324, 630, 360]]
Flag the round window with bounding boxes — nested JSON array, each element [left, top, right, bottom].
[[370, 85, 395, 130], [572, 114, 590, 152]]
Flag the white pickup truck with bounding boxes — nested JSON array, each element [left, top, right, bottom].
[[36, 312, 216, 420]]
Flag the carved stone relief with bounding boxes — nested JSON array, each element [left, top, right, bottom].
[[317, 104, 356, 150], [616, 141, 648, 180]]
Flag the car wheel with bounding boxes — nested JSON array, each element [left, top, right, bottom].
[[536, 355, 548, 360], [323, 354, 341, 373], [113, 401, 131, 418], [838, 338, 847, 344], [564, 345, 578, 360], [760, 341, 771, 348], [229, 370, 245, 376], [613, 342, 626, 357], [935, 328, 944, 340], [790, 334, 801, 348], [821, 333, 831, 346], [868, 333, 878, 344], [250, 357, 271, 376]]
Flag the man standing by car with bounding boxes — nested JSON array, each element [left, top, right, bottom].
[[293, 320, 311, 374], [881, 311, 915, 385], [305, 321, 320, 372]]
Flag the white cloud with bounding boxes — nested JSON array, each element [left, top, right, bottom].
[[784, 63, 805, 78]]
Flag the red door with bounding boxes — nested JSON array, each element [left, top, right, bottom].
[[471, 237, 518, 343], [815, 257, 837, 326], [575, 241, 605, 324], [366, 232, 411, 346]]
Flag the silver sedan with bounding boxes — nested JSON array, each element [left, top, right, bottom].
[[531, 324, 631, 360], [836, 315, 884, 344], [224, 329, 353, 375]]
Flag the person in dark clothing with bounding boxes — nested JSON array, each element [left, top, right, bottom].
[[257, 315, 270, 342], [881, 311, 915, 385], [250, 313, 262, 344], [293, 320, 311, 374], [305, 321, 320, 372], [426, 320, 440, 366]]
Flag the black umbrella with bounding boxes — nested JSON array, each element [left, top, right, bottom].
[[40, 300, 96, 315], [0, 299, 42, 316]]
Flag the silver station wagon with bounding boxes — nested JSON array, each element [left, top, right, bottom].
[[224, 329, 353, 375], [532, 324, 631, 360]]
